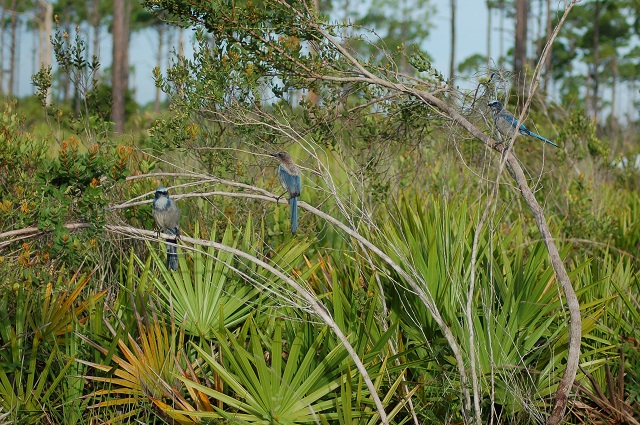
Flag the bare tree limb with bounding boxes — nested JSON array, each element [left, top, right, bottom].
[[301, 1, 580, 421]]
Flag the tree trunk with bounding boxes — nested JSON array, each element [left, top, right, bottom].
[[343, 0, 349, 38], [155, 25, 164, 113], [449, 0, 456, 85], [592, 0, 600, 120], [125, 0, 130, 86], [8, 0, 18, 96], [610, 58, 617, 118], [535, 0, 543, 58], [399, 0, 408, 73], [112, 0, 128, 133], [585, 70, 591, 111], [92, 0, 101, 82], [179, 27, 184, 58], [37, 3, 45, 68], [514, 0, 529, 100], [306, 0, 320, 105], [62, 24, 71, 102], [499, 0, 505, 66], [486, 2, 492, 68], [514, 0, 528, 89], [542, 0, 552, 92], [630, 81, 637, 119], [0, 0, 5, 94], [38, 0, 53, 104]]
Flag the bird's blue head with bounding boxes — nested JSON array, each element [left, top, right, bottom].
[[487, 100, 504, 113], [155, 186, 169, 200]]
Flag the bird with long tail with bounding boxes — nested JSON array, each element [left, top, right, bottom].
[[152, 186, 180, 270], [488, 100, 558, 148], [271, 152, 301, 234]]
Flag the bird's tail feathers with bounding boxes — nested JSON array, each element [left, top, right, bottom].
[[289, 197, 298, 234], [166, 238, 178, 271], [530, 131, 558, 148]]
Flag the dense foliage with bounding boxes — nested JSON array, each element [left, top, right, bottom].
[[1, 0, 640, 424]]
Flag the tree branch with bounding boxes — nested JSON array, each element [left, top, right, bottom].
[[301, 1, 580, 422]]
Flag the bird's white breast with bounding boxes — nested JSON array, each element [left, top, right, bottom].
[[154, 196, 169, 210]]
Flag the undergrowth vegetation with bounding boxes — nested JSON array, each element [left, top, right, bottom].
[[1, 0, 640, 423]]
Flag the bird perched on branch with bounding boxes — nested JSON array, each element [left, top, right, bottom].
[[488, 100, 558, 148], [271, 152, 301, 234], [152, 186, 180, 270]]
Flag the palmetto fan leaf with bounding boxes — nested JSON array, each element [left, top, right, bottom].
[[145, 222, 257, 338], [175, 319, 359, 423], [145, 218, 313, 338], [77, 304, 200, 425]]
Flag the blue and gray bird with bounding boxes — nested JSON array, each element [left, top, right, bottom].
[[152, 186, 180, 270], [271, 152, 301, 234], [488, 100, 558, 148]]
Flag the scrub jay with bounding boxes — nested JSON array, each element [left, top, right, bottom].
[[152, 186, 180, 270], [271, 152, 301, 234], [488, 100, 558, 148]]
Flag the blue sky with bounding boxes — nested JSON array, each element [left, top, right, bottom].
[[428, 1, 492, 74]]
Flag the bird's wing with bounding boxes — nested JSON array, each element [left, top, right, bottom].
[[278, 165, 301, 196], [498, 112, 520, 129], [292, 174, 301, 195]]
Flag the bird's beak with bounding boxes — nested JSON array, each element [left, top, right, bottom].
[[270, 153, 279, 157]]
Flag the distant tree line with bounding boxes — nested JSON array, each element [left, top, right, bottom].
[[1, 0, 639, 128]]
